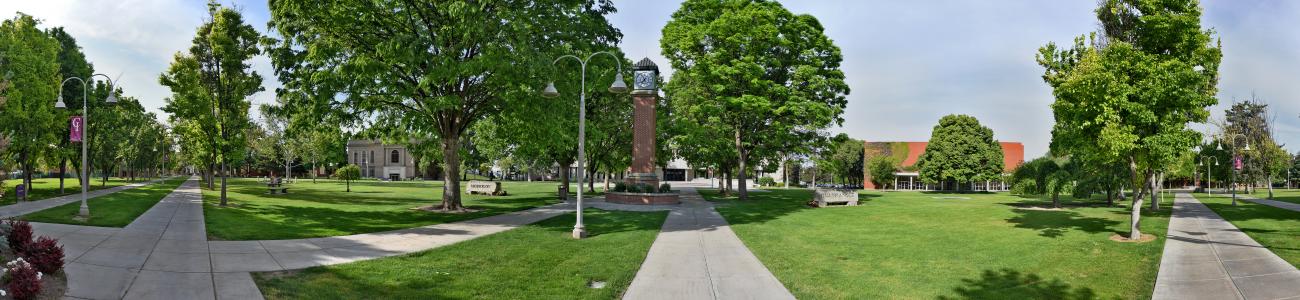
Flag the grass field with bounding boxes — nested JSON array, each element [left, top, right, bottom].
[[202, 179, 595, 240], [255, 209, 667, 299], [1199, 192, 1300, 268], [702, 189, 1171, 299], [23, 178, 185, 227], [1, 177, 151, 205]]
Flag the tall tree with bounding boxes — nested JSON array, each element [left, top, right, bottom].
[[0, 14, 61, 201], [160, 2, 263, 206], [267, 0, 622, 211], [916, 115, 1004, 190], [1038, 0, 1220, 239], [1220, 99, 1288, 199], [662, 0, 849, 200]]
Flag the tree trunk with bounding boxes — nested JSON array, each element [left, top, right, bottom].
[[1151, 172, 1162, 211], [346, 179, 351, 192], [219, 161, 229, 206], [1127, 157, 1144, 240], [558, 161, 571, 201], [735, 130, 749, 200], [438, 136, 465, 211], [59, 158, 67, 194], [19, 151, 30, 202], [587, 168, 596, 193], [1267, 174, 1274, 199], [603, 171, 610, 192]]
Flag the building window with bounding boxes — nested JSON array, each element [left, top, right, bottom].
[[370, 151, 374, 165], [352, 152, 356, 164], [391, 150, 400, 164]]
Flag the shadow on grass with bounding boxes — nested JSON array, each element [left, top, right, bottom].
[[1005, 208, 1122, 238], [695, 189, 822, 226], [532, 209, 666, 237], [939, 269, 1097, 300]]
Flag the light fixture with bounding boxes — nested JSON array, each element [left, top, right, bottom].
[[542, 82, 559, 98], [54, 94, 66, 109], [106, 93, 118, 103], [608, 73, 628, 93]]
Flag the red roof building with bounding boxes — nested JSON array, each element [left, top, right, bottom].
[[862, 141, 1025, 190]]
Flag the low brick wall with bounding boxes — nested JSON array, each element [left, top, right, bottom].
[[607, 192, 680, 205]]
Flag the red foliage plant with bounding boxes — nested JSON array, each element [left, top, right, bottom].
[[20, 237, 64, 274], [6, 219, 32, 253], [5, 261, 41, 300]]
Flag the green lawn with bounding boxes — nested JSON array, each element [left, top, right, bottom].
[[23, 178, 185, 227], [1198, 193, 1300, 268], [2, 177, 151, 205], [255, 209, 667, 299], [702, 189, 1170, 299], [203, 179, 594, 240]]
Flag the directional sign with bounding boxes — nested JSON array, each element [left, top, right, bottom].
[[70, 116, 83, 142]]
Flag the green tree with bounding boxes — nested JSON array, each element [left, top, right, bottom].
[[160, 2, 263, 206], [267, 0, 621, 211], [662, 0, 849, 200], [1038, 0, 1220, 239], [1220, 99, 1289, 200], [916, 115, 1004, 190], [0, 14, 61, 201], [867, 156, 897, 189], [334, 164, 361, 192]]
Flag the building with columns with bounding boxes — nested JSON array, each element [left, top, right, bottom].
[[345, 140, 417, 180]]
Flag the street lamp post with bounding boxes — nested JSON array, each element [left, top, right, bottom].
[[1220, 133, 1250, 206], [54, 74, 118, 218], [542, 51, 628, 239], [1199, 156, 1217, 197]]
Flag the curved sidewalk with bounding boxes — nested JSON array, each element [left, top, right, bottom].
[[621, 187, 795, 300], [0, 178, 168, 219], [34, 177, 574, 300], [1236, 195, 1300, 213], [1152, 193, 1300, 300]]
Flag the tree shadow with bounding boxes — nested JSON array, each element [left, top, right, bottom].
[[938, 269, 1098, 300], [1005, 209, 1121, 238], [1200, 198, 1300, 223], [696, 189, 823, 226], [532, 208, 667, 237]]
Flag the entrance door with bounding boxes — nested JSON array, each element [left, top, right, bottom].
[[663, 169, 686, 181], [389, 173, 400, 181]]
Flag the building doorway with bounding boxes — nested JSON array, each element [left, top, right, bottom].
[[664, 169, 686, 181], [388, 173, 400, 181]]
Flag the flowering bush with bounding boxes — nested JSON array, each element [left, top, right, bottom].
[[19, 237, 63, 274], [5, 220, 31, 254], [3, 258, 41, 300]]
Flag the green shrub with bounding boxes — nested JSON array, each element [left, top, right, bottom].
[[757, 177, 776, 187], [659, 183, 672, 192], [613, 182, 627, 192]]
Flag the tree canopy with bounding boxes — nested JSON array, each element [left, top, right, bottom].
[[267, 0, 622, 211], [160, 2, 263, 206], [0, 14, 61, 201], [916, 114, 1004, 189], [1037, 0, 1221, 239], [662, 0, 848, 200]]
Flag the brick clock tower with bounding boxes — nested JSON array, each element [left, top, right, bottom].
[[609, 58, 680, 205]]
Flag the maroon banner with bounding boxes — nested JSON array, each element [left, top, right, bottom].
[[1234, 157, 1242, 170], [70, 115, 83, 142]]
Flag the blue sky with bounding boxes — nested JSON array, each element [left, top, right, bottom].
[[4, 1, 1297, 158]]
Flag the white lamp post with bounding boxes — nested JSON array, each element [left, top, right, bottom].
[[55, 74, 117, 218], [543, 51, 628, 239]]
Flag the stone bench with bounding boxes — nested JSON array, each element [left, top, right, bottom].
[[467, 180, 505, 196], [267, 186, 289, 194], [814, 188, 859, 207]]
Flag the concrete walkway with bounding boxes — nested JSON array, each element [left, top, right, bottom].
[[33, 177, 574, 300], [622, 187, 794, 300], [1152, 193, 1300, 300], [0, 178, 167, 219], [1237, 195, 1300, 213]]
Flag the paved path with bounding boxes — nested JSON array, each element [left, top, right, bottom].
[[1237, 195, 1300, 213], [622, 187, 795, 300], [34, 177, 574, 300], [0, 178, 167, 219], [1152, 193, 1300, 300]]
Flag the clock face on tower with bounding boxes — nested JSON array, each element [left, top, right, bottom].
[[634, 70, 656, 90]]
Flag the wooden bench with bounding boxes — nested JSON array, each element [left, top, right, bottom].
[[466, 180, 505, 196], [266, 182, 289, 194], [813, 188, 859, 207]]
